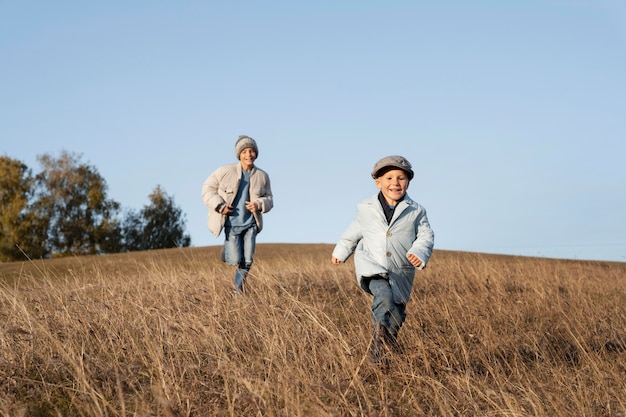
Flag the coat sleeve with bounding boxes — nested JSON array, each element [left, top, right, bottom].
[[332, 213, 363, 262], [408, 208, 435, 270], [255, 172, 273, 214], [201, 169, 226, 212]]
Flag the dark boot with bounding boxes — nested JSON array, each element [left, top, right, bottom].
[[381, 327, 403, 354], [369, 324, 390, 368], [369, 324, 382, 364]]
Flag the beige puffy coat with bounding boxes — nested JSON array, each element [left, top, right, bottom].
[[201, 163, 273, 237]]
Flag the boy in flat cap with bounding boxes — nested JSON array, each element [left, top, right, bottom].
[[202, 135, 273, 293], [331, 155, 434, 365]]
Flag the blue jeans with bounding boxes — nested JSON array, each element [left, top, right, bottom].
[[367, 277, 407, 337], [223, 225, 257, 291]]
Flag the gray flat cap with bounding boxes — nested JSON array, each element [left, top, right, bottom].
[[371, 155, 414, 180]]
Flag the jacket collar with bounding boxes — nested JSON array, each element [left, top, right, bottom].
[[235, 162, 256, 176], [370, 192, 413, 225]]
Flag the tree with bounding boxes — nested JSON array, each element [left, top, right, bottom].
[[120, 209, 145, 252], [1, 151, 190, 259], [122, 185, 191, 251], [0, 156, 48, 261], [33, 151, 122, 257]]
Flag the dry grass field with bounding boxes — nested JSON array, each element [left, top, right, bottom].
[[1, 244, 625, 416]]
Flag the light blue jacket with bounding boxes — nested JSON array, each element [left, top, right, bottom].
[[332, 193, 434, 304]]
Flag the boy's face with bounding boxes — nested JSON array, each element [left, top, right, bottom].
[[375, 169, 410, 206], [239, 147, 257, 171]]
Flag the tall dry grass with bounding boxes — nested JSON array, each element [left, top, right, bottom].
[[1, 244, 625, 416]]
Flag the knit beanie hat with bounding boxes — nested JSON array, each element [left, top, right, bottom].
[[235, 135, 259, 158]]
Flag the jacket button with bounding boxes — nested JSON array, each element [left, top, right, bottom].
[[386, 231, 392, 237], [386, 252, 391, 257]]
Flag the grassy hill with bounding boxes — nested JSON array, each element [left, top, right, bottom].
[[1, 244, 625, 416]]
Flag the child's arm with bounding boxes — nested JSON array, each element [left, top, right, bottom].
[[251, 172, 273, 214], [407, 208, 434, 269], [331, 216, 363, 264], [201, 169, 226, 212]]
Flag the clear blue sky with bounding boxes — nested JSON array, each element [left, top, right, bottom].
[[2, 1, 625, 262]]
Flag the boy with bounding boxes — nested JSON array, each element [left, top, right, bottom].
[[331, 155, 434, 364], [202, 135, 273, 293]]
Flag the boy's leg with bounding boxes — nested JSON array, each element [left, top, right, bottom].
[[370, 321, 385, 365], [223, 227, 245, 291], [241, 224, 257, 269], [234, 225, 258, 292], [368, 278, 406, 356], [383, 303, 406, 353], [234, 268, 247, 292]]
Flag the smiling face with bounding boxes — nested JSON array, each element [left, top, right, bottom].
[[238, 147, 257, 171], [375, 169, 410, 206]]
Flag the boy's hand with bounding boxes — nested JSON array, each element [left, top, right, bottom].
[[245, 201, 258, 213], [407, 253, 422, 268], [331, 257, 341, 265], [220, 204, 234, 215]]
